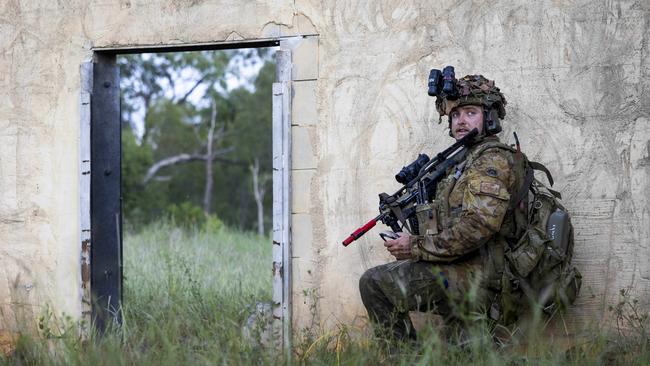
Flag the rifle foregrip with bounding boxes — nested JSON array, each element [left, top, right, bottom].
[[342, 219, 377, 246]]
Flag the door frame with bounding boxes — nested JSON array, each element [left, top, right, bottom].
[[79, 38, 297, 351]]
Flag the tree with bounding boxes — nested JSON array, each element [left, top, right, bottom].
[[250, 158, 271, 235], [141, 101, 239, 216], [120, 49, 275, 232]]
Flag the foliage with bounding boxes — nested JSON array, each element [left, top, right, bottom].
[[122, 127, 165, 228], [204, 215, 225, 233], [163, 202, 225, 232], [120, 49, 275, 232], [165, 202, 206, 229]]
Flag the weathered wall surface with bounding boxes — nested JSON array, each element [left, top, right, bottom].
[[0, 0, 648, 340], [292, 0, 650, 334], [0, 0, 299, 334]]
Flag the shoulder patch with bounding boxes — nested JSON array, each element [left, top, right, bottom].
[[480, 181, 501, 196]]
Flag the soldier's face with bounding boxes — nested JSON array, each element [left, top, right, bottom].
[[450, 105, 483, 140]]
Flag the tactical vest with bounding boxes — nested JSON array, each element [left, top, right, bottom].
[[440, 140, 518, 299], [422, 139, 582, 324]]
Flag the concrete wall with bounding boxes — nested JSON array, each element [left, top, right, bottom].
[[0, 0, 648, 340]]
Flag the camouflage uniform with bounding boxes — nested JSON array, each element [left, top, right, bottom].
[[359, 73, 516, 341], [359, 135, 519, 341]]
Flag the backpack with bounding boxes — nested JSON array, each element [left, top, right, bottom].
[[466, 139, 582, 325]]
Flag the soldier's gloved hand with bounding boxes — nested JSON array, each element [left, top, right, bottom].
[[384, 232, 412, 260]]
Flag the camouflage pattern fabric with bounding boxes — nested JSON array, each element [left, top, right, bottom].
[[411, 136, 516, 264], [359, 136, 518, 341], [359, 259, 485, 341], [436, 75, 507, 119]]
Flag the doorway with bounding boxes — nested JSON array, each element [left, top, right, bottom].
[[79, 39, 294, 351]]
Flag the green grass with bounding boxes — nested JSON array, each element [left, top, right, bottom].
[[3, 222, 650, 365], [4, 221, 276, 365], [119, 221, 275, 365]]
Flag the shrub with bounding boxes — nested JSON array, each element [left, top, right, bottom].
[[166, 202, 206, 229]]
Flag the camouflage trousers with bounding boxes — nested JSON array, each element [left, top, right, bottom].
[[359, 259, 489, 341]]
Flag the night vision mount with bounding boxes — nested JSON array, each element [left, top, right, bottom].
[[427, 66, 458, 99]]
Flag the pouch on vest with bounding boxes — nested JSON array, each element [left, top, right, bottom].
[[415, 202, 438, 236], [558, 266, 582, 309], [505, 227, 547, 278]]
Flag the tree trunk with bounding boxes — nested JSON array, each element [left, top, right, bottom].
[[203, 105, 217, 215], [250, 158, 267, 236]]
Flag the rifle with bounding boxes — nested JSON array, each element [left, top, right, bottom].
[[342, 128, 479, 246]]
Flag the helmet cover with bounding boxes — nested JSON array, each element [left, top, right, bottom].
[[435, 75, 507, 119]]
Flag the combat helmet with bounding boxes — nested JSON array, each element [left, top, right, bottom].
[[428, 67, 507, 136]]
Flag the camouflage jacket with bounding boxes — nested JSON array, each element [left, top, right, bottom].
[[409, 136, 519, 291]]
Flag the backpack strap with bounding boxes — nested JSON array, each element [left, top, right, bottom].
[[548, 188, 562, 200], [529, 161, 554, 187], [510, 159, 562, 208]]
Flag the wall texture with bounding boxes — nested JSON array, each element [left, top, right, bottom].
[[0, 0, 648, 341], [295, 0, 650, 335]]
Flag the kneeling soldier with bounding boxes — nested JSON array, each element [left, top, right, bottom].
[[359, 73, 520, 342]]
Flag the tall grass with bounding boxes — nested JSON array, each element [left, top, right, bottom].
[[3, 222, 650, 365], [4, 221, 276, 365], [119, 221, 275, 365]]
